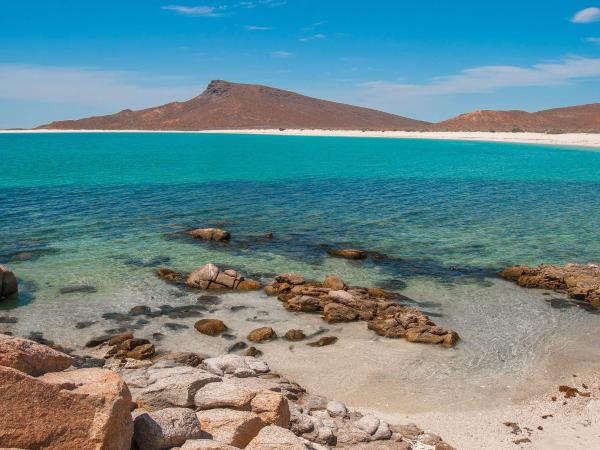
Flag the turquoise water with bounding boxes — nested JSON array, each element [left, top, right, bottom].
[[1, 132, 600, 410]]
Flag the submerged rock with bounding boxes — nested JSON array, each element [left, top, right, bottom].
[[307, 336, 338, 347], [188, 227, 231, 241], [195, 319, 227, 336], [285, 329, 306, 341], [501, 263, 600, 306], [248, 326, 277, 343], [155, 267, 184, 283], [327, 248, 369, 260], [59, 284, 97, 294], [0, 265, 18, 299]]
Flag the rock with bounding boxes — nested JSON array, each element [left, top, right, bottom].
[[328, 248, 368, 260], [188, 228, 231, 241], [248, 327, 277, 343], [181, 440, 239, 450], [194, 379, 256, 410], [368, 288, 397, 299], [307, 336, 338, 347], [59, 284, 97, 294], [108, 332, 135, 346], [323, 275, 346, 290], [355, 414, 381, 435], [187, 263, 261, 290], [203, 354, 269, 377], [156, 352, 204, 367], [156, 267, 184, 282], [236, 279, 262, 290], [352, 442, 411, 449], [284, 295, 323, 313], [0, 366, 132, 450], [196, 409, 264, 448], [127, 343, 155, 360], [326, 400, 347, 418], [195, 319, 227, 336], [246, 425, 308, 450], [390, 423, 423, 440], [121, 337, 151, 350], [328, 290, 361, 308], [0, 335, 73, 376], [245, 346, 262, 357], [0, 265, 18, 299], [372, 421, 392, 440], [323, 302, 359, 323], [251, 390, 290, 427], [129, 305, 151, 316], [134, 366, 222, 410], [134, 407, 204, 450], [276, 273, 306, 285], [500, 263, 600, 306], [284, 329, 306, 341]]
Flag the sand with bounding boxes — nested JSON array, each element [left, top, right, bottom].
[[1, 129, 600, 148]]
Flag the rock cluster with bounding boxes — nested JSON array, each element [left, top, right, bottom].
[[0, 335, 133, 450], [500, 263, 600, 306], [156, 263, 261, 291], [86, 331, 156, 360], [265, 274, 459, 347], [0, 264, 18, 299]]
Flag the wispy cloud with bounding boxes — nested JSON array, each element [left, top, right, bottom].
[[300, 21, 325, 33], [244, 25, 272, 30], [0, 64, 199, 109], [362, 56, 600, 98], [299, 33, 326, 42], [239, 0, 286, 8], [571, 7, 600, 23], [271, 50, 293, 58], [162, 5, 227, 17], [586, 37, 600, 43]]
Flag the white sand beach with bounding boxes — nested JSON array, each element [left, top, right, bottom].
[[2, 128, 600, 148]]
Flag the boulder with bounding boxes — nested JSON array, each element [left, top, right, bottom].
[[328, 248, 368, 260], [323, 275, 346, 291], [127, 343, 155, 360], [155, 267, 184, 282], [0, 335, 73, 376], [181, 440, 239, 450], [0, 366, 132, 450], [196, 409, 265, 448], [323, 303, 359, 323], [246, 425, 308, 450], [248, 327, 277, 343], [0, 265, 18, 299], [134, 407, 204, 450], [284, 295, 322, 313], [284, 329, 306, 341], [195, 319, 227, 336], [326, 400, 347, 418], [187, 263, 261, 291], [194, 379, 256, 410], [155, 352, 204, 367], [203, 355, 269, 377], [307, 336, 338, 347], [275, 273, 306, 285], [188, 228, 231, 241], [250, 390, 291, 427]]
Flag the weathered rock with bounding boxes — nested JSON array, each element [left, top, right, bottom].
[[133, 366, 222, 410], [129, 305, 151, 316], [121, 337, 151, 350], [0, 265, 18, 299], [328, 248, 368, 260], [244, 346, 262, 357], [155, 267, 184, 282], [323, 302, 359, 323], [251, 390, 291, 427], [326, 400, 347, 418], [181, 439, 239, 450], [246, 425, 308, 450], [0, 366, 132, 450], [188, 228, 231, 241], [355, 414, 381, 435], [0, 335, 73, 376], [127, 343, 155, 360], [307, 336, 338, 347], [108, 332, 135, 346], [500, 263, 600, 306], [276, 273, 306, 285], [194, 379, 256, 410], [248, 327, 277, 343], [372, 421, 392, 440], [203, 355, 269, 377], [134, 407, 204, 450], [155, 352, 204, 367], [284, 295, 323, 313], [323, 275, 346, 291], [187, 263, 261, 290], [196, 409, 264, 448], [285, 329, 306, 341], [195, 319, 227, 336]]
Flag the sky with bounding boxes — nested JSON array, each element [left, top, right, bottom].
[[1, 0, 599, 128]]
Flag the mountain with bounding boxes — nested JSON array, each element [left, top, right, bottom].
[[433, 103, 600, 132], [38, 80, 429, 131]]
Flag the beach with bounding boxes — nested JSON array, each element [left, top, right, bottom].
[[1, 128, 600, 148]]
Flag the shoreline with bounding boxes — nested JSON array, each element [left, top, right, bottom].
[[1, 128, 600, 148]]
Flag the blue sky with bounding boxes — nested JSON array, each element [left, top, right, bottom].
[[1, 1, 599, 128]]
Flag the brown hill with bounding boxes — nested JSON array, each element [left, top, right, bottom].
[[433, 103, 600, 132], [39, 80, 429, 131]]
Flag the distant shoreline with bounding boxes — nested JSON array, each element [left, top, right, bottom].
[[2, 128, 600, 148]]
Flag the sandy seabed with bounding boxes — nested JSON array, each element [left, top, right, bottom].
[[2, 128, 600, 148]]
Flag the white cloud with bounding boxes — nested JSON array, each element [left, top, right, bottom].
[[362, 56, 600, 98], [162, 5, 227, 17], [0, 64, 199, 109], [245, 25, 272, 30], [271, 50, 293, 58], [571, 7, 600, 23], [299, 33, 326, 42], [586, 37, 600, 43]]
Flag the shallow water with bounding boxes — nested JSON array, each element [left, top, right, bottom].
[[1, 132, 600, 412]]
